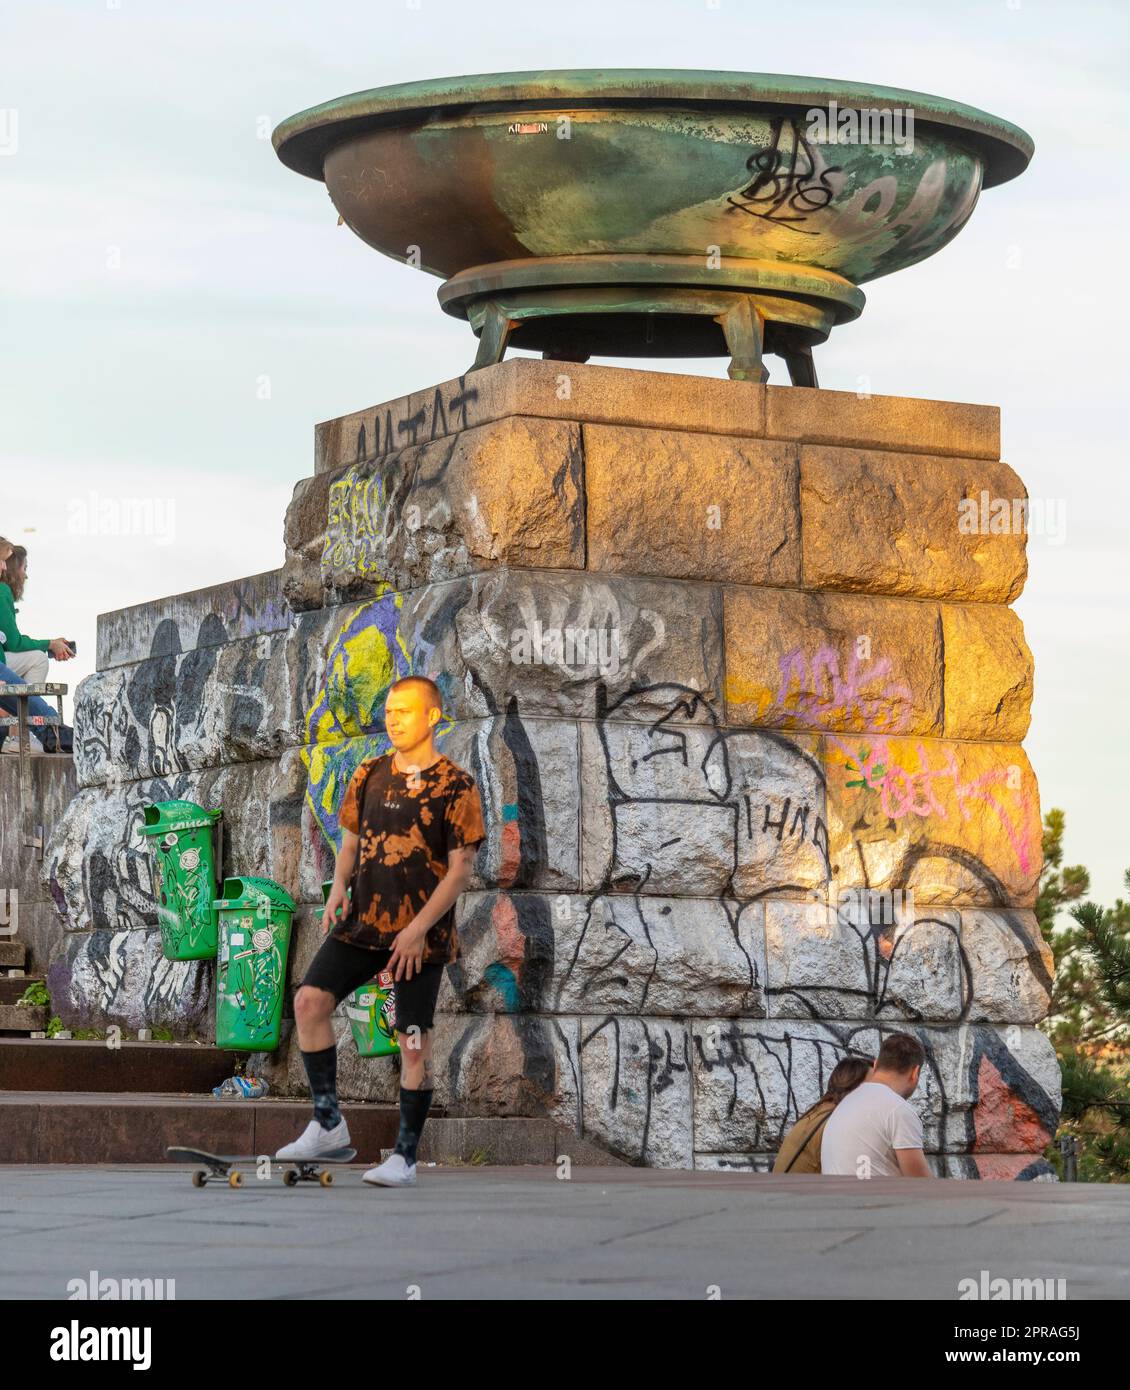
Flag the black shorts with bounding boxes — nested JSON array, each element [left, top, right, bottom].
[[301, 933, 445, 1034]]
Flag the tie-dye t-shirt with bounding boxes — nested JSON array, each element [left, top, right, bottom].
[[335, 751, 486, 963]]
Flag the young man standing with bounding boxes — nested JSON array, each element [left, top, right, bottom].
[[819, 1032, 934, 1178], [277, 675, 486, 1187]]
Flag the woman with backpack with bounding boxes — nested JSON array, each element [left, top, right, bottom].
[[772, 1055, 873, 1175]]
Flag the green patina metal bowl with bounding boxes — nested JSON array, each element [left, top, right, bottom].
[[274, 70, 1032, 383]]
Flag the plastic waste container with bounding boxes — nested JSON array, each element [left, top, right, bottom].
[[321, 879, 399, 1057], [214, 876, 295, 1051], [139, 800, 222, 960]]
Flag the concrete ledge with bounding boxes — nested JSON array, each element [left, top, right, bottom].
[[416, 1117, 628, 1167], [766, 386, 999, 459], [0, 1092, 620, 1167], [313, 360, 1000, 475], [95, 569, 286, 669], [0, 1092, 406, 1163], [0, 1004, 46, 1032], [0, 1039, 240, 1092]]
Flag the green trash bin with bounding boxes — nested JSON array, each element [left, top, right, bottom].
[[139, 800, 222, 961], [214, 876, 295, 1052], [321, 879, 399, 1057]]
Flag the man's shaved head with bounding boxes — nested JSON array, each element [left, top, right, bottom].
[[388, 676, 443, 713]]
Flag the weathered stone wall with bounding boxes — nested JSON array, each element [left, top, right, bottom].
[[45, 359, 1057, 1176], [0, 756, 76, 975]]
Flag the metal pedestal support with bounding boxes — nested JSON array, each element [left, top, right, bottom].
[[439, 254, 864, 387]]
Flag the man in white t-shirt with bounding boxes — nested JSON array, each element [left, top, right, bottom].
[[820, 1032, 933, 1178]]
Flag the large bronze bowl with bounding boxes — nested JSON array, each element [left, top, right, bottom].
[[274, 70, 1032, 381]]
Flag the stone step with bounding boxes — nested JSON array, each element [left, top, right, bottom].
[[0, 1004, 47, 1033], [0, 1092, 400, 1163], [0, 976, 44, 1005], [0, 1092, 624, 1167], [0, 941, 27, 969], [0, 1038, 240, 1093]]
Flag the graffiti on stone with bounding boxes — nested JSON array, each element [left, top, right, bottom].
[[46, 928, 212, 1034]]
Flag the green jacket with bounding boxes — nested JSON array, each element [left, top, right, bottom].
[[0, 582, 49, 662]]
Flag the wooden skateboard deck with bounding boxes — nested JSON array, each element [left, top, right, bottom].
[[166, 1145, 357, 1188]]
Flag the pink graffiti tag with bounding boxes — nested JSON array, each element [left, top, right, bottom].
[[773, 645, 914, 734], [833, 737, 1035, 874]]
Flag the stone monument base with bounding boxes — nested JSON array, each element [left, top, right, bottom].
[[46, 360, 1057, 1176]]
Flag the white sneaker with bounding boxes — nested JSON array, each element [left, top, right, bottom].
[[362, 1152, 417, 1187], [275, 1117, 350, 1160]]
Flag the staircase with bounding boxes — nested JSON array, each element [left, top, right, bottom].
[[0, 1039, 613, 1167], [0, 941, 46, 1033]]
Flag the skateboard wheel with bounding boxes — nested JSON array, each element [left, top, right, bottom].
[[191, 1171, 206, 1188], [228, 1171, 243, 1188], [319, 1170, 334, 1187], [283, 1169, 298, 1187]]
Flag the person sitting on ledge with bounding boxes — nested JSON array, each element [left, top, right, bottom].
[[772, 1055, 872, 1175], [820, 1031, 933, 1178], [0, 540, 76, 755]]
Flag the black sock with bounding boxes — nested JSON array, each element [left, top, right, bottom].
[[301, 1045, 341, 1130], [393, 1087, 433, 1165]]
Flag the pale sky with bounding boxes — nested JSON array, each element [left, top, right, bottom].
[[2, 0, 1127, 911]]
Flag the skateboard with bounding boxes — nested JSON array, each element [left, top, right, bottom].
[[166, 1145, 357, 1189]]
